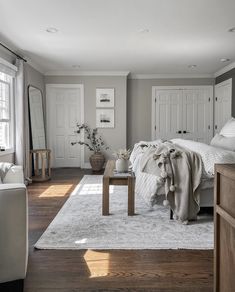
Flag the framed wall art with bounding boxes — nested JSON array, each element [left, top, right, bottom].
[[96, 109, 114, 128], [96, 88, 115, 107]]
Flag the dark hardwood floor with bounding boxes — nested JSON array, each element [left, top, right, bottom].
[[24, 168, 213, 292]]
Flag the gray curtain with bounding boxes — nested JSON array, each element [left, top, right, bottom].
[[15, 59, 30, 180]]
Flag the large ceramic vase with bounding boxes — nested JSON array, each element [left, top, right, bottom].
[[89, 152, 105, 171], [116, 159, 129, 173]]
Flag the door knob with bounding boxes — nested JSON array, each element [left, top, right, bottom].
[[176, 130, 182, 134], [183, 130, 189, 134]]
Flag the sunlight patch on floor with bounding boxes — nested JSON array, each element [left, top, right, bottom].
[[84, 250, 110, 278], [39, 184, 73, 197], [73, 183, 114, 196], [75, 238, 87, 244]]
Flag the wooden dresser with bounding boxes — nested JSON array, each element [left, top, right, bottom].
[[214, 164, 235, 292]]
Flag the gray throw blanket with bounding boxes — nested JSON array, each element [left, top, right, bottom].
[[0, 162, 13, 182], [140, 142, 202, 223]]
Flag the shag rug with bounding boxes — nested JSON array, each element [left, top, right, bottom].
[[35, 175, 213, 250]]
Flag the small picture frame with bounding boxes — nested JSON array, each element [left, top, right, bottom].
[[96, 88, 115, 107], [96, 109, 115, 128]]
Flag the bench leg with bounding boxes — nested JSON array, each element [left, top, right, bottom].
[[102, 177, 109, 215], [128, 177, 135, 216]]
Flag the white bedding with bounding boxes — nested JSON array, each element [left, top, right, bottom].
[[131, 139, 235, 207], [171, 139, 235, 177]]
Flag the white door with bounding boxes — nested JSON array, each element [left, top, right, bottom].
[[182, 88, 213, 144], [214, 79, 232, 134], [46, 85, 84, 168], [152, 86, 213, 143], [153, 89, 183, 140]]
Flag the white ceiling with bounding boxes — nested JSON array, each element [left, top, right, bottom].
[[0, 0, 235, 76]]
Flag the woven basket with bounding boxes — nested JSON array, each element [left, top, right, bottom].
[[89, 152, 105, 171]]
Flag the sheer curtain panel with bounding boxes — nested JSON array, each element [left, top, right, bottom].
[[15, 59, 30, 179]]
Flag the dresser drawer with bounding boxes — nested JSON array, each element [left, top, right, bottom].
[[219, 174, 235, 218]]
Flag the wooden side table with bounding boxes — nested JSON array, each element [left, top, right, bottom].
[[102, 160, 135, 216], [214, 164, 235, 292], [30, 149, 51, 182]]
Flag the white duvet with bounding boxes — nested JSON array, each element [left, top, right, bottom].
[[130, 139, 235, 206], [171, 139, 235, 177]]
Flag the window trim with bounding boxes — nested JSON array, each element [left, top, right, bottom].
[[0, 73, 15, 151], [0, 58, 17, 153], [10, 77, 15, 151]]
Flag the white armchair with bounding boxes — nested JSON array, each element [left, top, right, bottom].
[[0, 165, 28, 291]]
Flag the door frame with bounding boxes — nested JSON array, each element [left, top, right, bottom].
[[214, 78, 232, 94], [46, 84, 85, 168], [151, 85, 214, 141], [214, 78, 232, 134]]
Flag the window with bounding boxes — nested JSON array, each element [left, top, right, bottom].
[[0, 72, 14, 150]]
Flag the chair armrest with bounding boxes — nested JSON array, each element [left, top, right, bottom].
[[0, 183, 26, 191], [0, 184, 28, 283], [3, 165, 24, 184]]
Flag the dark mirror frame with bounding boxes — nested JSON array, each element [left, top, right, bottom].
[[28, 85, 47, 150]]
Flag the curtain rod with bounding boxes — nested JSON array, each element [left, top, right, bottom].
[[0, 42, 27, 62]]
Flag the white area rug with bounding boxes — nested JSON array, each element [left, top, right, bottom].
[[35, 175, 214, 250]]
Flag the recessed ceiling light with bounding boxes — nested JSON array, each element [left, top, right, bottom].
[[46, 27, 58, 33], [72, 65, 80, 69], [188, 65, 197, 69], [220, 58, 230, 62], [138, 28, 150, 34], [228, 27, 235, 32]]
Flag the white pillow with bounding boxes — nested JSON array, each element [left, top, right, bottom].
[[210, 134, 235, 151], [219, 118, 235, 137], [3, 165, 24, 184]]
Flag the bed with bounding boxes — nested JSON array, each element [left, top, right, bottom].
[[130, 118, 235, 223]]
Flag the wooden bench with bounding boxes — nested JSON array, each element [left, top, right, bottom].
[[102, 160, 135, 216]]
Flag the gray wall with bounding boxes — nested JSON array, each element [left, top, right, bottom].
[[215, 68, 235, 117], [24, 63, 45, 160], [127, 78, 215, 148], [0, 47, 15, 64], [45, 75, 127, 162], [0, 45, 228, 165], [25, 64, 45, 103]]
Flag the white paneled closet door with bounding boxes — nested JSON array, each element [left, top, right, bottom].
[[152, 86, 213, 144], [46, 85, 84, 168], [153, 89, 183, 140], [182, 88, 213, 143], [214, 79, 232, 134]]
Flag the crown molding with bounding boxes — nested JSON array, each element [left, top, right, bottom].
[[0, 41, 45, 74], [214, 61, 235, 78], [129, 73, 214, 79], [45, 70, 130, 76]]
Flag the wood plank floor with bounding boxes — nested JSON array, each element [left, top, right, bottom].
[[24, 168, 213, 292]]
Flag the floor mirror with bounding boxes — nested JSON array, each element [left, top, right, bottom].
[[28, 85, 46, 149], [28, 85, 51, 181]]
